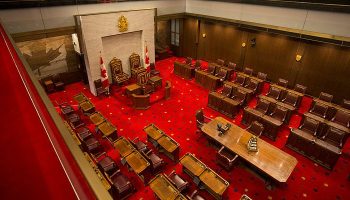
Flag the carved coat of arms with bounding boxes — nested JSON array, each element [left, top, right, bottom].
[[118, 15, 128, 32]]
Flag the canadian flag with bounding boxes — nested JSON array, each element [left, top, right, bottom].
[[100, 55, 109, 88], [145, 43, 150, 72]]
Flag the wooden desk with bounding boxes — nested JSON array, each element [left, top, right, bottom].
[[97, 121, 117, 142], [114, 136, 135, 158], [79, 101, 95, 115], [202, 117, 297, 183], [180, 153, 206, 181], [205, 74, 220, 91], [89, 112, 105, 126], [149, 76, 163, 88], [313, 98, 350, 120], [195, 70, 208, 88], [74, 93, 88, 104], [125, 83, 141, 97], [125, 150, 150, 182], [174, 61, 194, 79], [157, 135, 180, 161], [144, 123, 164, 147], [149, 174, 183, 200], [199, 168, 229, 200], [208, 92, 225, 112], [242, 107, 264, 126], [212, 63, 234, 79]]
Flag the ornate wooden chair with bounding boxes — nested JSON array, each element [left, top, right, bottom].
[[110, 57, 129, 85], [137, 72, 154, 94], [129, 53, 146, 78]]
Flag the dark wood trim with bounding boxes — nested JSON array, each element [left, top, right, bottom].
[[11, 26, 76, 42], [156, 13, 186, 21]]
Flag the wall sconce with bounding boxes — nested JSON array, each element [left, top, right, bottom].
[[242, 42, 246, 47], [202, 33, 206, 38], [296, 54, 302, 62]]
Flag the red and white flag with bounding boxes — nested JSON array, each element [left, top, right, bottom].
[[145, 43, 150, 72], [100, 55, 109, 88]]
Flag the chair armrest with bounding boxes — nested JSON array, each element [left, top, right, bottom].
[[204, 115, 212, 121], [196, 119, 204, 126]]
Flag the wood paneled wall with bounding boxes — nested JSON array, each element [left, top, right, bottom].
[[181, 18, 350, 103]]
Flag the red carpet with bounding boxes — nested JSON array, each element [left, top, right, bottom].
[[49, 57, 350, 200], [0, 25, 94, 199]]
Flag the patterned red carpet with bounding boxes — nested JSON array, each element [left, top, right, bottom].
[[49, 57, 350, 200]]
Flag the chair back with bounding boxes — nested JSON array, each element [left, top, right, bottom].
[[271, 105, 287, 122], [244, 67, 253, 76], [310, 102, 328, 118], [257, 72, 267, 80], [234, 74, 246, 86], [267, 86, 281, 99], [227, 62, 237, 70], [323, 127, 345, 148], [294, 84, 307, 94], [245, 79, 258, 91], [207, 64, 216, 74], [247, 121, 264, 137], [129, 53, 141, 69], [185, 57, 192, 65], [256, 99, 270, 114], [217, 59, 225, 66], [217, 68, 227, 80], [342, 99, 350, 110], [278, 78, 288, 88], [232, 89, 246, 104], [110, 57, 123, 75], [319, 92, 333, 102], [221, 84, 232, 97], [137, 72, 150, 86], [283, 92, 298, 107], [300, 117, 320, 135], [94, 79, 103, 89], [332, 110, 350, 128], [196, 109, 205, 126]]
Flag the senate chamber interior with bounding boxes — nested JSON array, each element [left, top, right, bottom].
[[0, 1, 350, 200]]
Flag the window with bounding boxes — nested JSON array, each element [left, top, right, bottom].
[[171, 19, 180, 46]]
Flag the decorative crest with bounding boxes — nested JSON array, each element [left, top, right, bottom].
[[118, 15, 128, 32]]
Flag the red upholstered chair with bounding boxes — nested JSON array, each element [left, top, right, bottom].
[[131, 137, 150, 153], [244, 79, 259, 94], [98, 156, 120, 176], [216, 146, 239, 171], [246, 121, 264, 137], [144, 150, 165, 173], [216, 58, 225, 66], [331, 110, 350, 128], [234, 74, 246, 86], [206, 64, 216, 75], [216, 68, 228, 82], [108, 171, 135, 200], [67, 113, 84, 129], [167, 170, 189, 193], [257, 72, 267, 81], [194, 60, 202, 70], [83, 137, 105, 160], [277, 78, 288, 88], [221, 84, 233, 97], [294, 84, 307, 94], [299, 116, 320, 136], [270, 105, 288, 123], [266, 86, 281, 100], [185, 57, 193, 65], [309, 102, 328, 119], [255, 98, 271, 114], [231, 89, 247, 106], [227, 62, 237, 70], [322, 127, 346, 148], [195, 109, 212, 133], [189, 190, 206, 200], [342, 99, 350, 110], [319, 92, 333, 102], [282, 92, 299, 107], [94, 79, 109, 96], [76, 126, 93, 142], [244, 67, 253, 76]]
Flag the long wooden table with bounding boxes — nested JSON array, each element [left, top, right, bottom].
[[195, 70, 219, 91], [201, 117, 297, 183]]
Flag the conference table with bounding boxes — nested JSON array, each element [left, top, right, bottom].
[[201, 117, 297, 183]]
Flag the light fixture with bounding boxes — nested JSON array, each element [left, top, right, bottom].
[[242, 42, 246, 47], [202, 33, 206, 38], [296, 54, 302, 62]]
